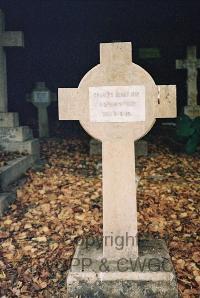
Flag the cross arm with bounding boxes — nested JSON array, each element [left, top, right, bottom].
[[0, 31, 24, 47], [58, 88, 86, 120], [155, 85, 177, 118]]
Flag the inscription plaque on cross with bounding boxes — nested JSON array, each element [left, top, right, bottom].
[[176, 46, 200, 118], [0, 9, 24, 112], [59, 42, 176, 261]]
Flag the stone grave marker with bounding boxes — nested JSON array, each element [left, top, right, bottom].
[[0, 10, 24, 113], [0, 9, 39, 158], [176, 46, 200, 119], [27, 82, 57, 138], [59, 42, 178, 297], [0, 9, 39, 216]]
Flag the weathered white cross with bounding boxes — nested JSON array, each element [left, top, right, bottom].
[[0, 9, 24, 112], [27, 82, 57, 138], [176, 46, 200, 118], [59, 42, 176, 260]]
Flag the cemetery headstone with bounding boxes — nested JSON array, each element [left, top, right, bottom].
[[27, 82, 57, 138], [176, 46, 200, 119], [0, 9, 39, 158], [0, 10, 24, 112], [59, 42, 178, 297], [0, 9, 39, 216]]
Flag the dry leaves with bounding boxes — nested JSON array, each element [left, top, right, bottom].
[[0, 139, 102, 297], [137, 142, 200, 298], [0, 138, 199, 297]]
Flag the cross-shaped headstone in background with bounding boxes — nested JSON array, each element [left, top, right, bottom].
[[176, 46, 200, 119], [59, 42, 176, 261], [27, 82, 57, 138], [0, 10, 40, 162], [0, 9, 24, 112]]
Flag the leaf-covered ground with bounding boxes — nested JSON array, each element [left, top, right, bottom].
[[0, 139, 199, 297]]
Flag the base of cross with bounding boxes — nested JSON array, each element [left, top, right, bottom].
[[184, 105, 200, 119], [0, 112, 40, 158], [67, 238, 178, 298]]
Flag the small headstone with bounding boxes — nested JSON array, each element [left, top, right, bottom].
[[176, 46, 200, 119], [27, 82, 57, 138], [59, 42, 178, 297]]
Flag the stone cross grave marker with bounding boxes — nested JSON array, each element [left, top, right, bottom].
[[0, 9, 24, 112], [176, 46, 200, 119], [59, 42, 178, 297], [0, 10, 39, 160], [59, 42, 176, 260], [27, 82, 57, 138]]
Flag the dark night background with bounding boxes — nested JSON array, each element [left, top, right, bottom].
[[0, 0, 200, 136]]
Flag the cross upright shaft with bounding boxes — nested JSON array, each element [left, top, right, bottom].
[[0, 10, 24, 112], [103, 137, 137, 260]]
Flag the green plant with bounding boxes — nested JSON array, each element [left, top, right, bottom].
[[176, 115, 200, 154]]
